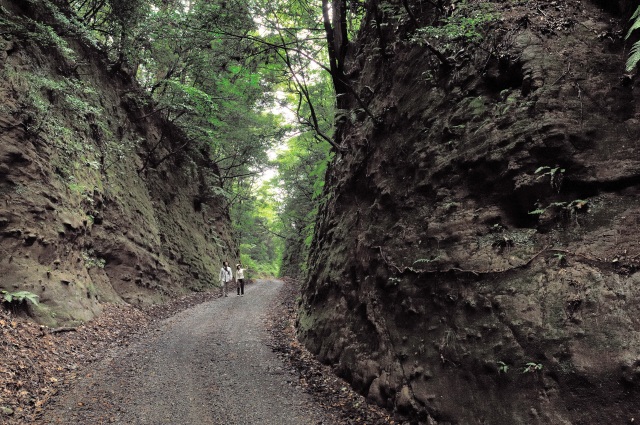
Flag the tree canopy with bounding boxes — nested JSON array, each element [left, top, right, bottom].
[[62, 0, 349, 276]]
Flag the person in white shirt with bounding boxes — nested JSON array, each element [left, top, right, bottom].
[[235, 264, 246, 296], [219, 261, 232, 297]]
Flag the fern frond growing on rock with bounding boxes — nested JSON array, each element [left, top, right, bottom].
[[626, 6, 640, 72], [627, 42, 640, 72]]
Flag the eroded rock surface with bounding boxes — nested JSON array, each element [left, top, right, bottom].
[[0, 1, 234, 326], [300, 1, 640, 423]]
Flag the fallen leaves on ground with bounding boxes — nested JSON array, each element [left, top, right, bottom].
[[0, 291, 222, 424]]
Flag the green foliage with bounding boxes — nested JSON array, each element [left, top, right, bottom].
[[497, 361, 509, 374], [272, 120, 333, 277], [55, 0, 343, 278], [535, 166, 564, 175], [535, 166, 565, 191], [1, 0, 346, 287], [387, 277, 401, 286], [0, 12, 77, 61], [68, 0, 148, 62], [411, 1, 497, 46], [523, 362, 543, 374], [63, 94, 101, 117], [1, 290, 39, 306], [233, 184, 284, 278], [240, 250, 279, 278], [413, 256, 440, 264], [553, 252, 567, 266], [528, 199, 588, 216], [82, 250, 106, 268], [626, 6, 640, 72], [0, 67, 108, 173]]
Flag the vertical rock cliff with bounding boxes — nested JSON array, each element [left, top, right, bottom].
[[300, 0, 640, 423], [0, 1, 235, 326]]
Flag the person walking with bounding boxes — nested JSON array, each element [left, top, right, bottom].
[[235, 264, 246, 296], [219, 261, 232, 297]]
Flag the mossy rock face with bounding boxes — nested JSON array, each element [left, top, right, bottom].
[[467, 96, 488, 117], [27, 303, 59, 328], [0, 1, 236, 326], [300, 1, 640, 424]]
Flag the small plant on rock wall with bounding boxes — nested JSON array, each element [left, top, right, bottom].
[[1, 290, 39, 305], [626, 6, 640, 71], [553, 252, 567, 266], [82, 250, 106, 269], [523, 362, 543, 374], [535, 166, 565, 192], [387, 277, 401, 286], [1, 291, 40, 312], [529, 199, 588, 219], [497, 361, 509, 374], [413, 256, 440, 265], [22, 19, 77, 61], [528, 202, 564, 216], [412, 1, 497, 45]]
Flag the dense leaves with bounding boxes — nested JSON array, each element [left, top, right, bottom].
[[274, 115, 332, 277], [233, 183, 285, 277]]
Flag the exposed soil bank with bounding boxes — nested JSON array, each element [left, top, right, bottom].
[[300, 1, 640, 423], [0, 0, 235, 327]]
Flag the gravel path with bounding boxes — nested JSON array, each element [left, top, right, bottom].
[[40, 280, 332, 425]]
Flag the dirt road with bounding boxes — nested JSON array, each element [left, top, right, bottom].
[[40, 280, 333, 425]]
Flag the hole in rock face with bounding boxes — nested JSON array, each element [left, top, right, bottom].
[[483, 56, 525, 95], [590, 0, 634, 15], [8, 151, 30, 165], [193, 198, 202, 212], [496, 187, 542, 229]]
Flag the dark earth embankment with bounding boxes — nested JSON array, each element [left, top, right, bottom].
[[300, 0, 640, 424]]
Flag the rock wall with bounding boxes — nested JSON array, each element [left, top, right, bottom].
[[0, 0, 235, 326], [300, 0, 640, 423]]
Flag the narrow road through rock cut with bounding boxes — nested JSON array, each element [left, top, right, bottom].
[[41, 280, 331, 425]]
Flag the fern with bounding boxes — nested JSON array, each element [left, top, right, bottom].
[[627, 41, 640, 72], [627, 5, 640, 37], [1, 290, 39, 306], [626, 6, 640, 72]]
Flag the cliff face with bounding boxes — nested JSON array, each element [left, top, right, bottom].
[[300, 0, 640, 423], [0, 0, 235, 326]]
